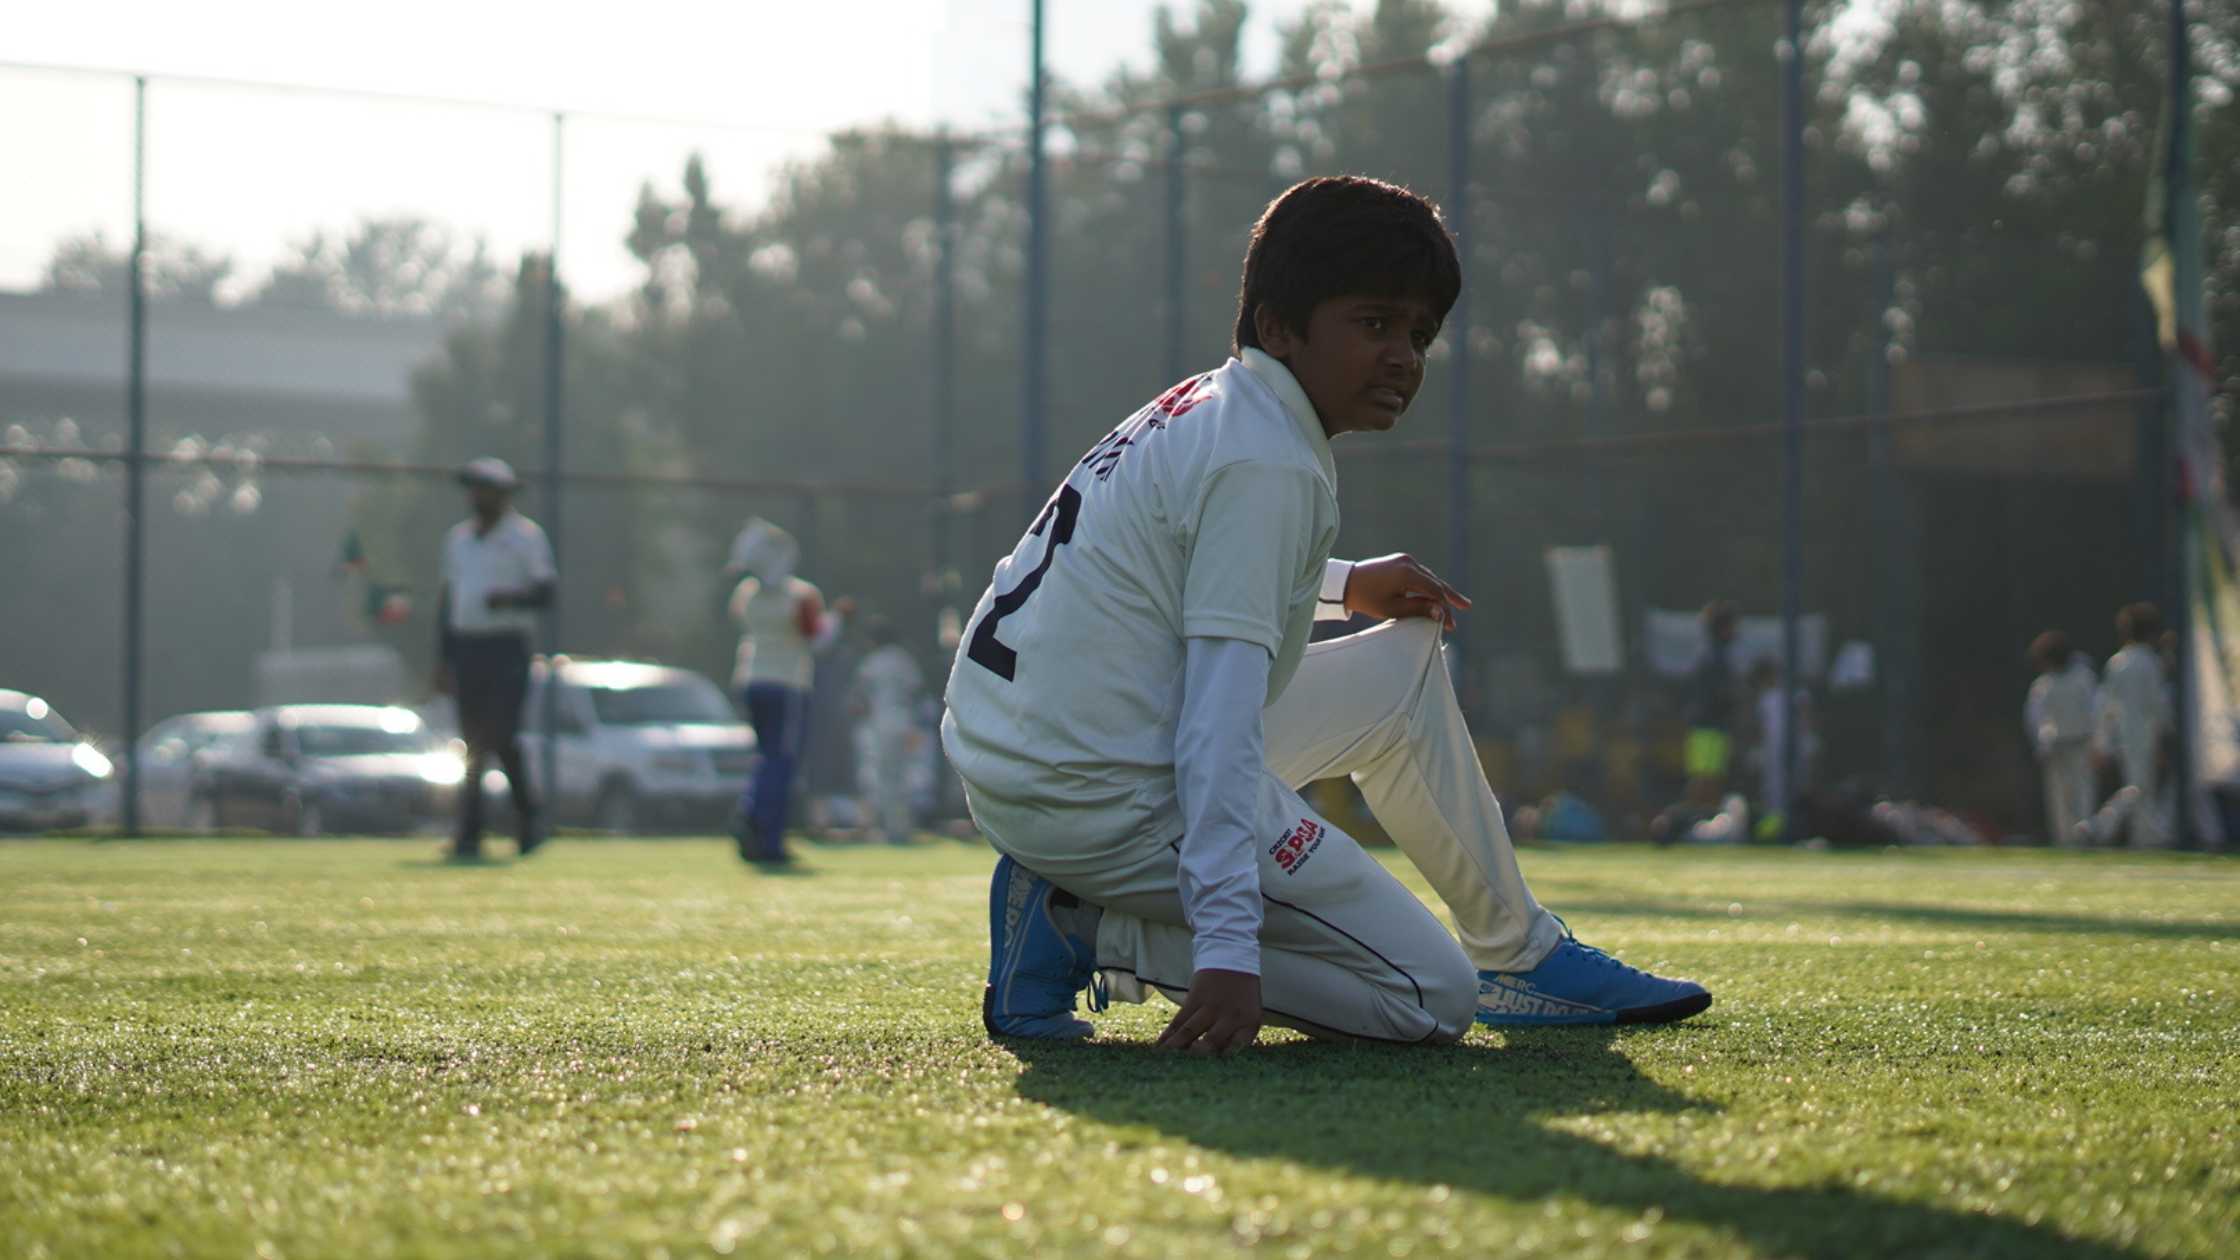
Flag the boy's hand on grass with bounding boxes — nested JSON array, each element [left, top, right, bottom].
[[1155, 969, 1263, 1056], [1344, 553, 1470, 630]]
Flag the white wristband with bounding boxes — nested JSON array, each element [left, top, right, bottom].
[[1319, 558, 1354, 608]]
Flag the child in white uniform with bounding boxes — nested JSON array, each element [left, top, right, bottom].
[[2085, 604, 2174, 848], [850, 616, 926, 845], [944, 177, 1709, 1052]]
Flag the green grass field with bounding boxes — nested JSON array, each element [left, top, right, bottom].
[[1, 838, 2233, 1259]]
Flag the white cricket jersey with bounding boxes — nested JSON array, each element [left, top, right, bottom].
[[2096, 643, 2171, 758], [730, 575, 826, 690], [441, 511, 555, 637], [2026, 656, 2097, 754], [942, 350, 1343, 854]]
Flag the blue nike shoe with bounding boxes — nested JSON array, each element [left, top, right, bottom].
[[1475, 924, 1711, 1027], [982, 855, 1101, 1041]]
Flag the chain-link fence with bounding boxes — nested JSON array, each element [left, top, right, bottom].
[[3, 0, 2223, 844]]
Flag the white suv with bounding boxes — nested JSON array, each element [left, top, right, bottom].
[[503, 658, 756, 833]]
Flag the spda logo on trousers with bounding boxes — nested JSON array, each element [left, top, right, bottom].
[[1270, 818, 1324, 875]]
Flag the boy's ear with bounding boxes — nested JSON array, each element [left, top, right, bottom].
[[1253, 303, 1301, 359]]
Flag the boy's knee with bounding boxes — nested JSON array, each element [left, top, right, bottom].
[[1420, 949, 1479, 1042], [1387, 616, 1444, 655]]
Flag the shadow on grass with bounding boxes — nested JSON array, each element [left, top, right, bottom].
[[394, 856, 512, 870], [1556, 898, 2237, 941], [1004, 1028, 2145, 1260], [1818, 901, 2236, 941]]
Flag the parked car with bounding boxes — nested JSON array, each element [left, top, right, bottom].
[[195, 705, 464, 836], [134, 710, 254, 830], [0, 689, 114, 833], [510, 658, 757, 833]]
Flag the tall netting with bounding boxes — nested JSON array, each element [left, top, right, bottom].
[[1, 69, 135, 742], [3, 0, 2231, 843]]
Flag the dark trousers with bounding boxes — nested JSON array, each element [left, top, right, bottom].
[[739, 681, 809, 858], [453, 633, 534, 854]]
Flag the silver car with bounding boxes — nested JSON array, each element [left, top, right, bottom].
[[195, 705, 464, 836], [0, 689, 116, 833], [134, 710, 255, 831]]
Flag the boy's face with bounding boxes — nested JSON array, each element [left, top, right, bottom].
[[1257, 294, 1441, 437]]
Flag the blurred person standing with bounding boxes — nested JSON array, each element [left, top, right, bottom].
[[1747, 656, 1815, 840], [725, 518, 847, 865], [2084, 603, 2174, 848], [433, 457, 555, 860], [1684, 601, 1743, 808], [849, 616, 926, 845], [2024, 630, 2098, 847], [804, 621, 868, 837]]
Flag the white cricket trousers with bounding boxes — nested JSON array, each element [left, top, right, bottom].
[[2086, 730, 2171, 849], [979, 618, 1564, 1045], [857, 714, 918, 843], [2042, 740, 2095, 847]]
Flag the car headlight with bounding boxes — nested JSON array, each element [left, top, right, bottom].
[[648, 750, 706, 778], [418, 752, 466, 786], [71, 744, 114, 780]]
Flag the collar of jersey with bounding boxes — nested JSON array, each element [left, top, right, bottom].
[[1238, 349, 1337, 490]]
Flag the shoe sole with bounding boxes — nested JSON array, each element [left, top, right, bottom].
[[1476, 990, 1713, 1028], [1618, 990, 1713, 1025]]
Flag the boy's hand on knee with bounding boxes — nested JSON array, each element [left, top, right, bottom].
[[1344, 554, 1470, 630], [1156, 969, 1263, 1056]]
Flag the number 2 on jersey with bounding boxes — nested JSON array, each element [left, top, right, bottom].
[[967, 485, 1082, 681]]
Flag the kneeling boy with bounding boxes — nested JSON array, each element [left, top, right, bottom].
[[942, 176, 1710, 1052]]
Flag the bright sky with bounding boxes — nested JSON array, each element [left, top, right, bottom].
[[3, 0, 1376, 302]]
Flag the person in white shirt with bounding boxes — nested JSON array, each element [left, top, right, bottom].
[[433, 457, 556, 860], [2024, 630, 2098, 846], [1746, 656, 1817, 841], [850, 615, 928, 845], [2085, 603, 2175, 848], [726, 518, 846, 865], [946, 177, 1709, 1053]]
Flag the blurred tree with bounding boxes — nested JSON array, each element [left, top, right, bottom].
[[40, 230, 234, 304], [253, 215, 508, 321]]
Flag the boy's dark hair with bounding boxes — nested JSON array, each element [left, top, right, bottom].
[[2117, 602, 2162, 644], [2028, 629, 2071, 672], [1232, 176, 1462, 356], [866, 614, 898, 647]]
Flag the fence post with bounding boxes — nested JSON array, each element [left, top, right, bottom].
[[1446, 56, 1473, 708], [2165, 0, 2196, 848], [121, 75, 148, 838], [1165, 103, 1187, 385], [1777, 0, 1807, 837], [1867, 229, 1907, 797], [540, 112, 565, 808], [1021, 0, 1049, 504], [933, 135, 957, 611]]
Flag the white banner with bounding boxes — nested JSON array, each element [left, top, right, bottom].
[[1544, 546, 1623, 675]]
